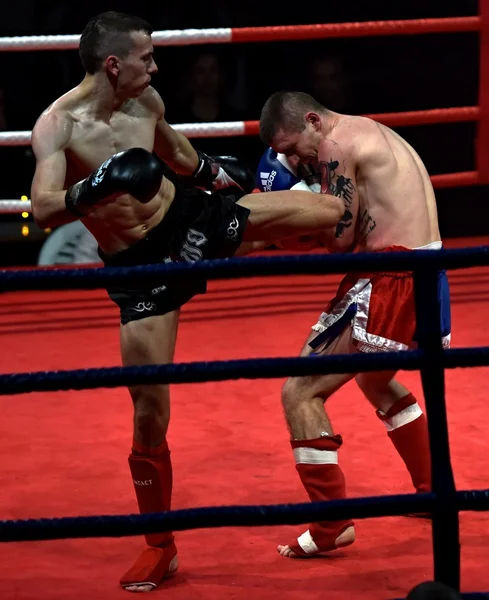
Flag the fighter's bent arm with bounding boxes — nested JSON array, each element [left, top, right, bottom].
[[150, 89, 199, 175], [317, 138, 359, 252], [30, 111, 76, 229]]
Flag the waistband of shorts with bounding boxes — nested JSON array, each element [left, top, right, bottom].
[[98, 184, 184, 267], [372, 241, 443, 253], [412, 241, 442, 250], [349, 242, 446, 279]]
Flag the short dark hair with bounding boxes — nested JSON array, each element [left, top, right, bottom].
[[79, 11, 153, 74], [259, 91, 327, 146]]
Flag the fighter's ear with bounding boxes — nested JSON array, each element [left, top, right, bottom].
[[105, 55, 120, 77], [305, 112, 321, 131]]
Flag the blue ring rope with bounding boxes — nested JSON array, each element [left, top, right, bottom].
[[2, 246, 489, 595], [0, 245, 489, 291], [0, 489, 488, 543], [1, 347, 489, 396]]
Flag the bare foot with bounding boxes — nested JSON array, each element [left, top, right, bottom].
[[124, 584, 155, 593], [406, 512, 431, 519], [278, 525, 355, 558], [277, 545, 302, 559], [121, 547, 178, 593]]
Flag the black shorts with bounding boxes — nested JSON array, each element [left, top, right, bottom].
[[99, 186, 250, 324]]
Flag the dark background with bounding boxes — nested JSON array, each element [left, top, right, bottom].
[[0, 0, 485, 265]]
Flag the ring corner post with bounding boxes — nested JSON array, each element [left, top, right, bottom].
[[477, 0, 489, 183], [413, 266, 460, 592]]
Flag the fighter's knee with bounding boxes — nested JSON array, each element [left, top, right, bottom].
[[129, 382, 168, 405], [355, 374, 371, 395], [131, 386, 170, 437], [282, 377, 303, 410], [134, 411, 168, 444]]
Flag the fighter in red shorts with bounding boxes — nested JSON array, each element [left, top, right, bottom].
[[258, 91, 451, 558]]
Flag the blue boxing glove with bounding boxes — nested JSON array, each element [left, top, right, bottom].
[[256, 147, 300, 192], [256, 148, 321, 193], [255, 148, 322, 251]]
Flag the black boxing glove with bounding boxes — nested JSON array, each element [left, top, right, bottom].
[[65, 147, 163, 217], [190, 150, 255, 194]]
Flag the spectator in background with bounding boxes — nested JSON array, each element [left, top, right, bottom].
[[0, 85, 25, 200], [168, 51, 245, 157], [307, 56, 351, 113], [172, 51, 244, 123]]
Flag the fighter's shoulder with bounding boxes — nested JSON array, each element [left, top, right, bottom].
[[34, 87, 81, 128], [138, 86, 165, 119], [32, 103, 74, 152], [332, 115, 386, 159], [333, 115, 381, 141]]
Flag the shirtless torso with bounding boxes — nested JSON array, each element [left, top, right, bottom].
[[28, 22, 353, 593], [31, 80, 184, 255], [260, 91, 448, 561], [313, 114, 440, 253]]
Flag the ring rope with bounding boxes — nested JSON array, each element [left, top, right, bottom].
[[1, 247, 488, 398], [0, 491, 470, 543], [0, 107, 479, 146], [0, 167, 478, 216], [0, 13, 483, 592], [0, 493, 438, 543], [1, 234, 483, 592], [0, 108, 480, 194], [430, 171, 480, 189], [231, 17, 481, 43], [1, 246, 489, 289], [0, 243, 484, 594], [4, 488, 489, 544], [476, 0, 489, 180], [0, 17, 479, 51], [1, 347, 488, 397]]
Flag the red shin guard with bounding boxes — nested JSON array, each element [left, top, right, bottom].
[[129, 438, 175, 547], [290, 435, 353, 555], [120, 438, 177, 590], [377, 393, 432, 493]]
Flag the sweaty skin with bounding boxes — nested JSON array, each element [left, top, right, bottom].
[[274, 112, 441, 253], [30, 35, 345, 591], [31, 84, 343, 256], [271, 110, 442, 559], [31, 81, 193, 255]]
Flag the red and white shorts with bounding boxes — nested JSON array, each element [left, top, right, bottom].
[[311, 244, 452, 353]]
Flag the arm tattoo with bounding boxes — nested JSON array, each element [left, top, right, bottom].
[[320, 158, 356, 238]]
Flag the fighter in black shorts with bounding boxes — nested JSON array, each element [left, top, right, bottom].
[[96, 152, 251, 325], [30, 11, 344, 593]]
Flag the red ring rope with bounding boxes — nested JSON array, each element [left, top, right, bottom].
[[0, 15, 481, 193], [242, 107, 480, 136], [231, 17, 480, 43]]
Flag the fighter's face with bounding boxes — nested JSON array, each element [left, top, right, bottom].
[[272, 120, 322, 165], [115, 32, 158, 97]]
